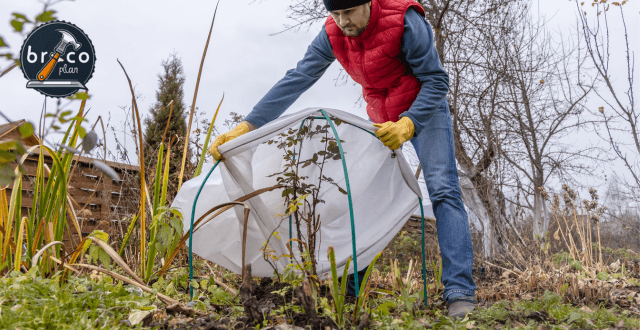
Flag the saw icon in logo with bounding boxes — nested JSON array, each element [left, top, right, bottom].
[[19, 20, 96, 98]]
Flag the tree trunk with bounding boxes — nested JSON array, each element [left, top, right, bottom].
[[459, 173, 494, 259], [532, 185, 549, 240]]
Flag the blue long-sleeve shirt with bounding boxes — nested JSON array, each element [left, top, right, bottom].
[[244, 8, 449, 136]]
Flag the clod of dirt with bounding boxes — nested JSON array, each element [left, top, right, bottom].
[[291, 312, 338, 329], [236, 277, 340, 329], [240, 265, 264, 325], [260, 301, 276, 313], [294, 281, 319, 325]]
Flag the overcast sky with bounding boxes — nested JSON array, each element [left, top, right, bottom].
[[1, 0, 639, 206], [1, 0, 365, 153]]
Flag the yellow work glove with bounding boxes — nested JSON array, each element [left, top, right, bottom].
[[208, 122, 250, 161], [373, 117, 415, 150]]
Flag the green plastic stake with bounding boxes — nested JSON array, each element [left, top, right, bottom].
[[189, 159, 221, 300], [319, 109, 360, 297], [419, 197, 428, 306]]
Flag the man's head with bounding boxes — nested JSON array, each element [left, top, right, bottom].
[[324, 0, 372, 37]]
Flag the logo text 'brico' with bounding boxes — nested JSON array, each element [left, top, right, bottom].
[[19, 20, 96, 98]]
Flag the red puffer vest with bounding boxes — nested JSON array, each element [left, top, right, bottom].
[[325, 0, 425, 123]]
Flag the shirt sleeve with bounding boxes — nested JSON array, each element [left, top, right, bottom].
[[245, 25, 336, 128], [398, 7, 450, 136]]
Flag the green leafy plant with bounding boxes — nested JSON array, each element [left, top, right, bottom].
[[83, 230, 111, 268], [261, 194, 308, 279], [106, 98, 185, 282], [327, 246, 351, 328], [0, 270, 153, 329], [0, 97, 114, 275], [352, 251, 383, 324], [392, 258, 415, 318], [0, 121, 31, 186], [431, 258, 442, 295], [144, 139, 184, 282], [1, 6, 58, 71], [266, 117, 346, 276]]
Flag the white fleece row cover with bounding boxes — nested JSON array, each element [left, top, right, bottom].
[[171, 108, 422, 278]]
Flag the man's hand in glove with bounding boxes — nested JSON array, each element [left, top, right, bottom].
[[208, 121, 254, 161], [373, 117, 415, 150]]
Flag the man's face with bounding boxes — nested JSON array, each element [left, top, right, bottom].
[[330, 2, 372, 37]]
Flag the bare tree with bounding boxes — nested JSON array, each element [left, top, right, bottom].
[[495, 10, 599, 240], [576, 0, 638, 202], [443, 0, 530, 258]]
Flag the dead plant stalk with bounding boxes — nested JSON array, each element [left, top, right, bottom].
[[117, 59, 148, 279], [177, 0, 220, 190]]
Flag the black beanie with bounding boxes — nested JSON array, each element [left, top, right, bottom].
[[323, 0, 371, 12]]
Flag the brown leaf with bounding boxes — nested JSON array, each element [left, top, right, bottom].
[[610, 289, 633, 308]]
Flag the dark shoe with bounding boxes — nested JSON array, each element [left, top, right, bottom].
[[447, 301, 476, 319], [344, 266, 370, 297]]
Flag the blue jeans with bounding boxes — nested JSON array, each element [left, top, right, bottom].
[[409, 103, 476, 303], [348, 103, 476, 303]]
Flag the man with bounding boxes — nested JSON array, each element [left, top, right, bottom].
[[208, 0, 477, 318]]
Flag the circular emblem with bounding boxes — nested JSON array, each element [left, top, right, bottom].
[[19, 20, 96, 98]]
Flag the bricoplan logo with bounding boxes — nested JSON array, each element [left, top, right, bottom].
[[19, 20, 96, 98]]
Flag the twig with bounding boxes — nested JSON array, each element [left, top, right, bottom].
[[47, 255, 80, 276], [203, 262, 237, 296], [0, 63, 18, 79], [85, 236, 145, 285], [72, 263, 179, 305], [482, 259, 522, 276], [161, 100, 175, 145], [117, 58, 148, 279]]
